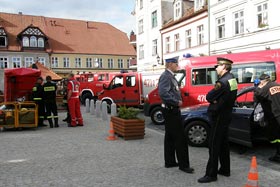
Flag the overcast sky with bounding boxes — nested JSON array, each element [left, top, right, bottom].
[[0, 0, 135, 34]]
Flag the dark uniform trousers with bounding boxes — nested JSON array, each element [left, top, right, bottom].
[[35, 100, 45, 126], [206, 112, 230, 177], [45, 100, 58, 127], [163, 106, 190, 168]]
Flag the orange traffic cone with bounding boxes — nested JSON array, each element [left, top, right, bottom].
[[243, 156, 258, 187], [106, 122, 117, 141]]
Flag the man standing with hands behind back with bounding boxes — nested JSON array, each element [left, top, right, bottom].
[[158, 57, 194, 174], [198, 57, 237, 183]]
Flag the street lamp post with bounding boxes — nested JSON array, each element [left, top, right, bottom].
[[156, 55, 161, 65]]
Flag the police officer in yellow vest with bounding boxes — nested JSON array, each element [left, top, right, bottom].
[[254, 74, 280, 163], [198, 57, 237, 183], [32, 77, 46, 127], [43, 76, 59, 128]]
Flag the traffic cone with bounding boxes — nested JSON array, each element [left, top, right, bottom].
[[243, 156, 258, 187], [106, 122, 117, 141]]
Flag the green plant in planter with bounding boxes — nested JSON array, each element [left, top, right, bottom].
[[117, 106, 140, 119]]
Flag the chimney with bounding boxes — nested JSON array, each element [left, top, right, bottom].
[[18, 12, 23, 15]]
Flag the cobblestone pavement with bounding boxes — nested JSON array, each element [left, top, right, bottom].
[[0, 107, 279, 187]]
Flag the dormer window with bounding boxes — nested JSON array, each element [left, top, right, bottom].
[[0, 28, 7, 47], [17, 25, 47, 49], [174, 1, 182, 20]]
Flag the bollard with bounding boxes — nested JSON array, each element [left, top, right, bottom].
[[85, 98, 90, 113], [96, 100, 101, 118], [102, 101, 108, 121], [90, 99, 95, 115], [111, 103, 117, 117]]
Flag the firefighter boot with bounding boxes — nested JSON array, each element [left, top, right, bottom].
[[38, 118, 43, 127], [269, 143, 280, 163], [48, 119, 54, 128], [54, 118, 59, 128]]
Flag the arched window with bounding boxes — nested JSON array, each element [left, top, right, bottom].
[[23, 36, 29, 47], [30, 36, 37, 47], [38, 38, 44, 47]]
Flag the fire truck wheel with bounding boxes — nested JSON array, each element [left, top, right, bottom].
[[184, 121, 209, 147], [81, 93, 93, 105], [151, 106, 165, 125]]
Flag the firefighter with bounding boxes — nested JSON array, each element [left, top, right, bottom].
[[67, 73, 83, 127], [158, 57, 194, 174], [43, 76, 59, 128], [198, 57, 237, 183], [254, 74, 280, 163], [32, 77, 46, 127]]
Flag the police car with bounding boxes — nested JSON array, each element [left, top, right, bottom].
[[181, 86, 267, 147]]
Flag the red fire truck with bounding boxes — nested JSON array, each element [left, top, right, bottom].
[[77, 72, 117, 104], [144, 49, 280, 124]]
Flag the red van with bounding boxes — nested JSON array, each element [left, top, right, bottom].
[[144, 49, 280, 125]]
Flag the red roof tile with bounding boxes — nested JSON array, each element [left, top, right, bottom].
[[0, 12, 136, 56]]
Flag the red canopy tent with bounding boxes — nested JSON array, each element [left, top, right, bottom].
[[4, 68, 41, 102]]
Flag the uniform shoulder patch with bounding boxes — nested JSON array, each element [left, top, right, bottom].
[[214, 82, 222, 90]]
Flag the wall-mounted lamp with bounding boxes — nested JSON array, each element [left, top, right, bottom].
[[156, 55, 162, 65], [265, 46, 271, 50]]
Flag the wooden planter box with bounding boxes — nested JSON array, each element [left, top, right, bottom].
[[111, 116, 145, 140]]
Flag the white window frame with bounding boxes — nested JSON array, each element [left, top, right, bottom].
[[86, 58, 92, 68], [216, 17, 225, 39], [257, 2, 268, 28], [165, 37, 170, 53], [38, 57, 46, 66], [174, 33, 180, 51], [138, 19, 144, 34], [63, 57, 70, 68], [38, 37, 44, 48], [51, 57, 59, 68], [140, 0, 143, 9], [0, 56, 9, 69], [139, 45, 144, 59], [151, 11, 157, 28], [118, 59, 124, 69], [152, 39, 157, 56], [12, 57, 21, 68], [185, 29, 191, 48], [30, 36, 37, 47], [197, 25, 204, 45], [25, 57, 34, 67], [175, 1, 182, 19], [233, 10, 244, 35], [75, 58, 81, 68], [108, 58, 114, 69], [127, 59, 130, 68], [23, 36, 29, 47]]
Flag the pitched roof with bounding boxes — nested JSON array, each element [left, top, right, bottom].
[[31, 62, 62, 81], [0, 12, 136, 56]]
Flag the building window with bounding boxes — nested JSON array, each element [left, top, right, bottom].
[[257, 2, 268, 28], [216, 17, 225, 39], [108, 59, 114, 69], [0, 36, 7, 47], [12, 57, 21, 68], [175, 1, 182, 19], [38, 57, 46, 66], [197, 25, 204, 45], [140, 0, 143, 9], [118, 59, 124, 69], [152, 39, 157, 56], [25, 57, 34, 67], [23, 37, 29, 47], [185, 29, 191, 48], [174, 33, 180, 51], [127, 59, 130, 68], [38, 38, 44, 48], [86, 58, 92, 68], [30, 36, 37, 47], [0, 57, 8, 68], [138, 19, 144, 34], [151, 11, 157, 28], [233, 10, 244, 35], [195, 0, 205, 10], [139, 45, 144, 59], [165, 37, 170, 53], [51, 57, 58, 68], [63, 57, 70, 68], [75, 58, 81, 68]]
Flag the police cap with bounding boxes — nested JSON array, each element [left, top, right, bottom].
[[165, 57, 178, 64], [215, 57, 233, 68]]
